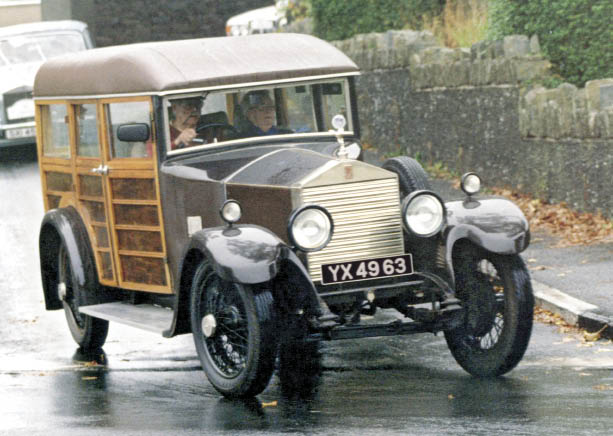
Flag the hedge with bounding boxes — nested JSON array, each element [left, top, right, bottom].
[[488, 0, 613, 87], [311, 0, 445, 42]]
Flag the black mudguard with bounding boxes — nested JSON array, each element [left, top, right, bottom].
[[444, 196, 530, 282], [39, 207, 97, 310], [170, 224, 321, 337]]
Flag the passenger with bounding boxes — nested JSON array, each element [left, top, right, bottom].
[[239, 90, 291, 137], [169, 98, 202, 149]]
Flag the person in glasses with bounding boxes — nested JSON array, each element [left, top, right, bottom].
[[169, 98, 202, 149]]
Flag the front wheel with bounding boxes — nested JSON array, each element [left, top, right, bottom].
[[190, 261, 278, 398], [444, 245, 534, 377]]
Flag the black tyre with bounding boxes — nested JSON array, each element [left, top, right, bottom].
[[382, 156, 431, 198], [278, 315, 321, 397], [190, 260, 278, 398], [444, 245, 534, 377], [58, 242, 109, 350]]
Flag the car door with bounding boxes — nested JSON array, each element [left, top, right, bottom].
[[99, 98, 172, 294]]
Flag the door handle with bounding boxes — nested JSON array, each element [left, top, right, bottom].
[[90, 165, 109, 175]]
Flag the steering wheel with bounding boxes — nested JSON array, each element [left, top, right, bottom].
[[195, 123, 237, 134]]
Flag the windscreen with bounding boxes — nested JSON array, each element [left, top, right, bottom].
[[165, 79, 352, 152], [0, 32, 87, 66]]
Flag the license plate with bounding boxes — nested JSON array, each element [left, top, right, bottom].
[[321, 254, 414, 285], [6, 127, 36, 139]]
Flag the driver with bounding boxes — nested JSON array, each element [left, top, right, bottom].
[[169, 98, 202, 149]]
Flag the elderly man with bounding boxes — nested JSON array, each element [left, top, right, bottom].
[[239, 90, 291, 137]]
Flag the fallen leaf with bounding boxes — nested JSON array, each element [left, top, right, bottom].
[[262, 401, 278, 408], [448, 394, 455, 400], [528, 258, 538, 263], [593, 384, 613, 391], [584, 326, 607, 342], [530, 265, 547, 271], [82, 376, 97, 381]]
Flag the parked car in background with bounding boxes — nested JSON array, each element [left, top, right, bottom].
[[0, 20, 93, 149], [225, 1, 287, 36]]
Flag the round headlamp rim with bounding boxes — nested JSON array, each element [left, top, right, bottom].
[[461, 172, 482, 196], [401, 190, 446, 238], [287, 204, 334, 252], [219, 199, 242, 224]]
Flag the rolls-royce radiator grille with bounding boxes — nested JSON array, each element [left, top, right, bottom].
[[301, 178, 405, 283]]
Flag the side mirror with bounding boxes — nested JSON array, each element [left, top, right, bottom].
[[117, 123, 150, 142]]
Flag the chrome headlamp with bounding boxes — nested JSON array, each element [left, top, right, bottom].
[[401, 191, 445, 237], [220, 200, 241, 224], [288, 205, 333, 252], [461, 172, 481, 196]]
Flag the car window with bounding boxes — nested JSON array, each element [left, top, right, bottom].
[[75, 104, 100, 157], [0, 32, 86, 65], [41, 104, 70, 159], [106, 101, 151, 158]]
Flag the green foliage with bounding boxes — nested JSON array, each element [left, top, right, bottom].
[[488, 0, 613, 87], [311, 0, 446, 41]]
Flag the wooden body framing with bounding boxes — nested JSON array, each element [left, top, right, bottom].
[[35, 96, 172, 294]]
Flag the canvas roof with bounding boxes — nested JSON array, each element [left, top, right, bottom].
[[34, 33, 359, 97]]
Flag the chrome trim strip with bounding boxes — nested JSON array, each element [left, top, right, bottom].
[[166, 132, 356, 156]]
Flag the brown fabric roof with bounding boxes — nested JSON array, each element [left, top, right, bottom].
[[34, 33, 358, 97]]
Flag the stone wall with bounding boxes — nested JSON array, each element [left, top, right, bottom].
[[331, 31, 613, 217], [41, 0, 272, 46]]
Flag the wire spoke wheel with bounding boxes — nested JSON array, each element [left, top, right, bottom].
[[190, 260, 277, 398], [445, 244, 534, 377]]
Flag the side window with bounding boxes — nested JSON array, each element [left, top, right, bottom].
[[75, 103, 99, 157], [106, 101, 151, 158], [41, 104, 70, 159]]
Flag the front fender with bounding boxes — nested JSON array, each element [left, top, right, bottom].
[[39, 207, 96, 310], [444, 196, 530, 279], [170, 224, 320, 337], [187, 224, 289, 284]]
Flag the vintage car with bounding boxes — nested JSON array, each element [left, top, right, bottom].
[[0, 20, 93, 149], [34, 33, 534, 398]]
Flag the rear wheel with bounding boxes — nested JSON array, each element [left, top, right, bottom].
[[58, 242, 108, 350], [444, 245, 534, 377], [190, 260, 278, 398]]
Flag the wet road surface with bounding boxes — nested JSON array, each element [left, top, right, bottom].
[[1, 147, 613, 435]]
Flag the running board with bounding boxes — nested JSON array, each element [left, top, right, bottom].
[[79, 302, 174, 336]]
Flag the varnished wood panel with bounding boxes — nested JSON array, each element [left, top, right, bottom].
[[114, 204, 159, 226], [117, 230, 162, 252], [46, 172, 73, 192], [120, 256, 167, 286], [79, 174, 103, 197], [111, 178, 156, 200], [82, 200, 106, 223], [94, 226, 109, 248], [47, 195, 61, 209], [98, 251, 114, 280]]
